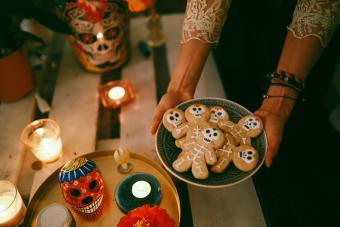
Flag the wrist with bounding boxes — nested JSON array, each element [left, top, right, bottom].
[[261, 85, 297, 121]]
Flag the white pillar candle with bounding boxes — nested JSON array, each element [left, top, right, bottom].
[[108, 86, 126, 101], [131, 181, 151, 199], [0, 181, 26, 227]]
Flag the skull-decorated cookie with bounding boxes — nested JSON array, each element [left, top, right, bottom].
[[176, 104, 211, 149], [172, 127, 224, 179], [233, 145, 259, 172], [162, 108, 189, 139], [211, 133, 235, 173], [218, 115, 263, 145], [238, 115, 263, 138], [209, 106, 229, 127]]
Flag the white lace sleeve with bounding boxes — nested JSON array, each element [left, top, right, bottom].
[[288, 0, 340, 47], [181, 0, 232, 45]]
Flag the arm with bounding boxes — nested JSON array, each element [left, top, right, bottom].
[[150, 0, 231, 134], [256, 0, 339, 167]]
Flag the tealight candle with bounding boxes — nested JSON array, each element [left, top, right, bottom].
[[0, 181, 26, 227], [21, 119, 63, 163], [108, 86, 125, 100], [131, 181, 151, 199], [96, 32, 104, 40], [99, 80, 136, 109]]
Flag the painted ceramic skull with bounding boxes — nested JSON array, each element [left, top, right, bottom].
[[209, 106, 228, 124], [65, 1, 129, 72], [59, 157, 105, 219], [166, 110, 184, 127], [241, 116, 260, 131], [238, 149, 256, 164]]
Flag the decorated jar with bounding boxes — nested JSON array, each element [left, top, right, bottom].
[[63, 0, 130, 73], [58, 157, 105, 219]]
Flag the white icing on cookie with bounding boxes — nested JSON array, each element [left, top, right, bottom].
[[242, 116, 260, 131], [238, 149, 256, 164], [166, 110, 184, 128], [188, 104, 208, 118], [202, 128, 221, 144], [209, 107, 227, 124]]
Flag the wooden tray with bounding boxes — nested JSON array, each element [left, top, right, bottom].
[[23, 151, 181, 226]]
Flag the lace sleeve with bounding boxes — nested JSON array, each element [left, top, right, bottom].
[[288, 0, 340, 47], [181, 0, 232, 45]]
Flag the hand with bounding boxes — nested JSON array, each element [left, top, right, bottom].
[[150, 90, 193, 134], [254, 86, 297, 167], [254, 108, 286, 168]]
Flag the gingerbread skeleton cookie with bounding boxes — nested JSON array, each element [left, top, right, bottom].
[[211, 133, 235, 173], [162, 108, 189, 139], [175, 104, 211, 150], [218, 115, 263, 145], [172, 127, 224, 179], [233, 145, 259, 172], [209, 106, 229, 127]]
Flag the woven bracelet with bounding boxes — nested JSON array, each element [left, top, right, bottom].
[[266, 70, 304, 91]]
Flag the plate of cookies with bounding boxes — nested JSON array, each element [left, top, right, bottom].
[[155, 97, 267, 188]]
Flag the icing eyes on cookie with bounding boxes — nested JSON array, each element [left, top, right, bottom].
[[242, 116, 260, 131], [239, 150, 256, 164], [166, 111, 183, 126], [203, 128, 221, 143], [189, 104, 207, 117]]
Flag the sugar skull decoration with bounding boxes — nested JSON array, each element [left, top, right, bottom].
[[58, 157, 105, 219], [64, 0, 130, 73]]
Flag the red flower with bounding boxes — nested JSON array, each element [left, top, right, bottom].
[[125, 0, 153, 12], [117, 204, 176, 227]]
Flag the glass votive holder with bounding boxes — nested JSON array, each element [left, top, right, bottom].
[[99, 79, 136, 109], [21, 119, 62, 163], [115, 173, 161, 213], [0, 180, 27, 227]]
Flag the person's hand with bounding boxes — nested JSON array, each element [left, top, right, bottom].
[[254, 108, 287, 168], [254, 87, 297, 167], [150, 90, 193, 134]]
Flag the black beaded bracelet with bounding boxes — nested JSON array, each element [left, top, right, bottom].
[[269, 82, 302, 93], [262, 94, 306, 102], [266, 70, 304, 91]]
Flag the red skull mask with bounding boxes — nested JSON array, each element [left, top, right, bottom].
[[59, 157, 105, 219]]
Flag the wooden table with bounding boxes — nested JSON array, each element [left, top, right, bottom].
[[0, 14, 266, 227]]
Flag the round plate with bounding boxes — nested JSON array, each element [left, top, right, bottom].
[[155, 97, 267, 188]]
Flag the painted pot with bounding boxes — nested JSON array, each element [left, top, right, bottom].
[[64, 0, 130, 73], [58, 157, 105, 219], [0, 44, 34, 102]]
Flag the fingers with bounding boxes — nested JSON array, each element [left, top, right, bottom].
[[150, 105, 166, 134], [265, 135, 281, 168]]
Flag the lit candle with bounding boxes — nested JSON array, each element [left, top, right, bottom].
[[131, 181, 151, 199], [108, 86, 126, 101], [99, 80, 136, 109], [21, 119, 63, 163], [0, 181, 26, 227], [96, 32, 104, 40]]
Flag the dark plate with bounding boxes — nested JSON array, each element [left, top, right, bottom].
[[155, 97, 267, 188]]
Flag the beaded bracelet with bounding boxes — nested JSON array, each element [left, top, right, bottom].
[[269, 82, 302, 93], [266, 70, 304, 91], [262, 94, 306, 102]]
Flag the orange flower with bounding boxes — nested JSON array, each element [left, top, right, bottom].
[[125, 0, 153, 12], [117, 204, 175, 227]]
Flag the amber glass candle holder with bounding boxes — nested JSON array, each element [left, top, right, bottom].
[[99, 80, 136, 109]]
